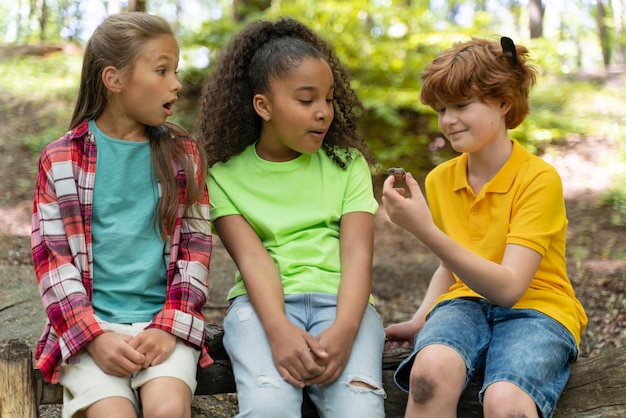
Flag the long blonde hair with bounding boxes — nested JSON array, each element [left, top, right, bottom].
[[71, 12, 206, 237]]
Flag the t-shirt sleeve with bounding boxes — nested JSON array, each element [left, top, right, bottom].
[[207, 166, 240, 222], [341, 151, 379, 215], [507, 165, 566, 256]]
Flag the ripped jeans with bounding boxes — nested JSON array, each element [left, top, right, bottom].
[[223, 293, 386, 418]]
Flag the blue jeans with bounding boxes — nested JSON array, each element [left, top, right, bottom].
[[394, 298, 578, 418], [223, 293, 386, 418]]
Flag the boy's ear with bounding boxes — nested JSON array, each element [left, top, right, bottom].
[[253, 93, 271, 121], [102, 66, 124, 93], [500, 101, 512, 114]]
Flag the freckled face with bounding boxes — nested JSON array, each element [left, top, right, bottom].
[[256, 57, 335, 162], [436, 98, 509, 154], [118, 35, 182, 129]]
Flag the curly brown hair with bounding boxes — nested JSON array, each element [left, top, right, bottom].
[[420, 37, 538, 129], [196, 17, 374, 170]]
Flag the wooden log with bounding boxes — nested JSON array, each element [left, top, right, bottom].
[[382, 346, 626, 417], [553, 345, 626, 417], [29, 326, 626, 417], [1, 339, 38, 418]]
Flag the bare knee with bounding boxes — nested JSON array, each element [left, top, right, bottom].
[[142, 397, 190, 418], [140, 377, 192, 418], [85, 397, 137, 418], [409, 374, 437, 404], [483, 381, 538, 418], [408, 345, 466, 405]]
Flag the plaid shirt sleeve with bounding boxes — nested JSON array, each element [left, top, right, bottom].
[[32, 123, 109, 383], [146, 135, 214, 368]]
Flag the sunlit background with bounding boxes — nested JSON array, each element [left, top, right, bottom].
[[1, 0, 625, 223], [1, 0, 621, 71]]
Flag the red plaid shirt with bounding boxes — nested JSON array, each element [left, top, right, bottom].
[[31, 120, 213, 382]]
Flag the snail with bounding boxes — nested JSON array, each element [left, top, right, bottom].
[[388, 167, 406, 182]]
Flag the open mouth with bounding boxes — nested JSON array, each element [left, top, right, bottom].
[[163, 100, 175, 116]]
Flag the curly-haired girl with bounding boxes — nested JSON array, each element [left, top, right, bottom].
[[197, 17, 385, 417]]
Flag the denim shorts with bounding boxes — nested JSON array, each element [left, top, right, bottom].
[[223, 293, 386, 418], [394, 298, 578, 418]]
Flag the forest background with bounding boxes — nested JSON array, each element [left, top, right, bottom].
[[0, 1, 625, 416], [2, 0, 626, 206]]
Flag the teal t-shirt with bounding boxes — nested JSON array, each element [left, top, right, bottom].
[[208, 144, 378, 302], [89, 120, 167, 323]]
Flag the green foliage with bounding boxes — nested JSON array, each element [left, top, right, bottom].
[[2, 51, 81, 99], [3, 1, 626, 182], [2, 93, 74, 154], [1, 51, 78, 152], [214, 0, 483, 173], [260, 2, 469, 112], [602, 188, 626, 226], [599, 141, 626, 226], [185, 0, 626, 174]]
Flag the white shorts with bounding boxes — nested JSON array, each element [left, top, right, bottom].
[[59, 322, 200, 418]]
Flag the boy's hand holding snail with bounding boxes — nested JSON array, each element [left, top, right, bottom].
[[388, 167, 406, 182]]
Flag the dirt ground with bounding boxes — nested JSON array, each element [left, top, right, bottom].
[[1, 101, 624, 416]]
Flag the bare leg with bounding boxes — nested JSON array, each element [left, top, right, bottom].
[[85, 397, 137, 418], [405, 344, 466, 418], [140, 376, 193, 418], [483, 381, 538, 418]]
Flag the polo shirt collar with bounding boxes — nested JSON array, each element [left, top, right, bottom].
[[452, 139, 528, 194]]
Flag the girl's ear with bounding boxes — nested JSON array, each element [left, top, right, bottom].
[[253, 93, 271, 121], [102, 65, 123, 93]]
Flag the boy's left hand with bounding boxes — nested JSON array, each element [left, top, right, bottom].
[[129, 328, 177, 369]]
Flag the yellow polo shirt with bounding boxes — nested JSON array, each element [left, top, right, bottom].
[[426, 139, 587, 345]]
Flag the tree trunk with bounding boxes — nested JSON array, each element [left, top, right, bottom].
[[621, 0, 626, 63], [0, 340, 38, 418], [597, 0, 612, 68], [529, 0, 545, 38], [128, 0, 147, 12], [233, 0, 272, 22], [37, 0, 48, 41], [611, 0, 626, 64]]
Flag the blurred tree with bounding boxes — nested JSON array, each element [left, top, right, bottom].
[[2, 0, 623, 176], [38, 0, 48, 41], [612, 0, 626, 63], [233, 0, 271, 22], [128, 0, 147, 12], [596, 0, 612, 68], [529, 0, 545, 38]]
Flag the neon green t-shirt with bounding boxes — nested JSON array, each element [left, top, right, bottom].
[[208, 144, 378, 302], [427, 139, 587, 345]]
